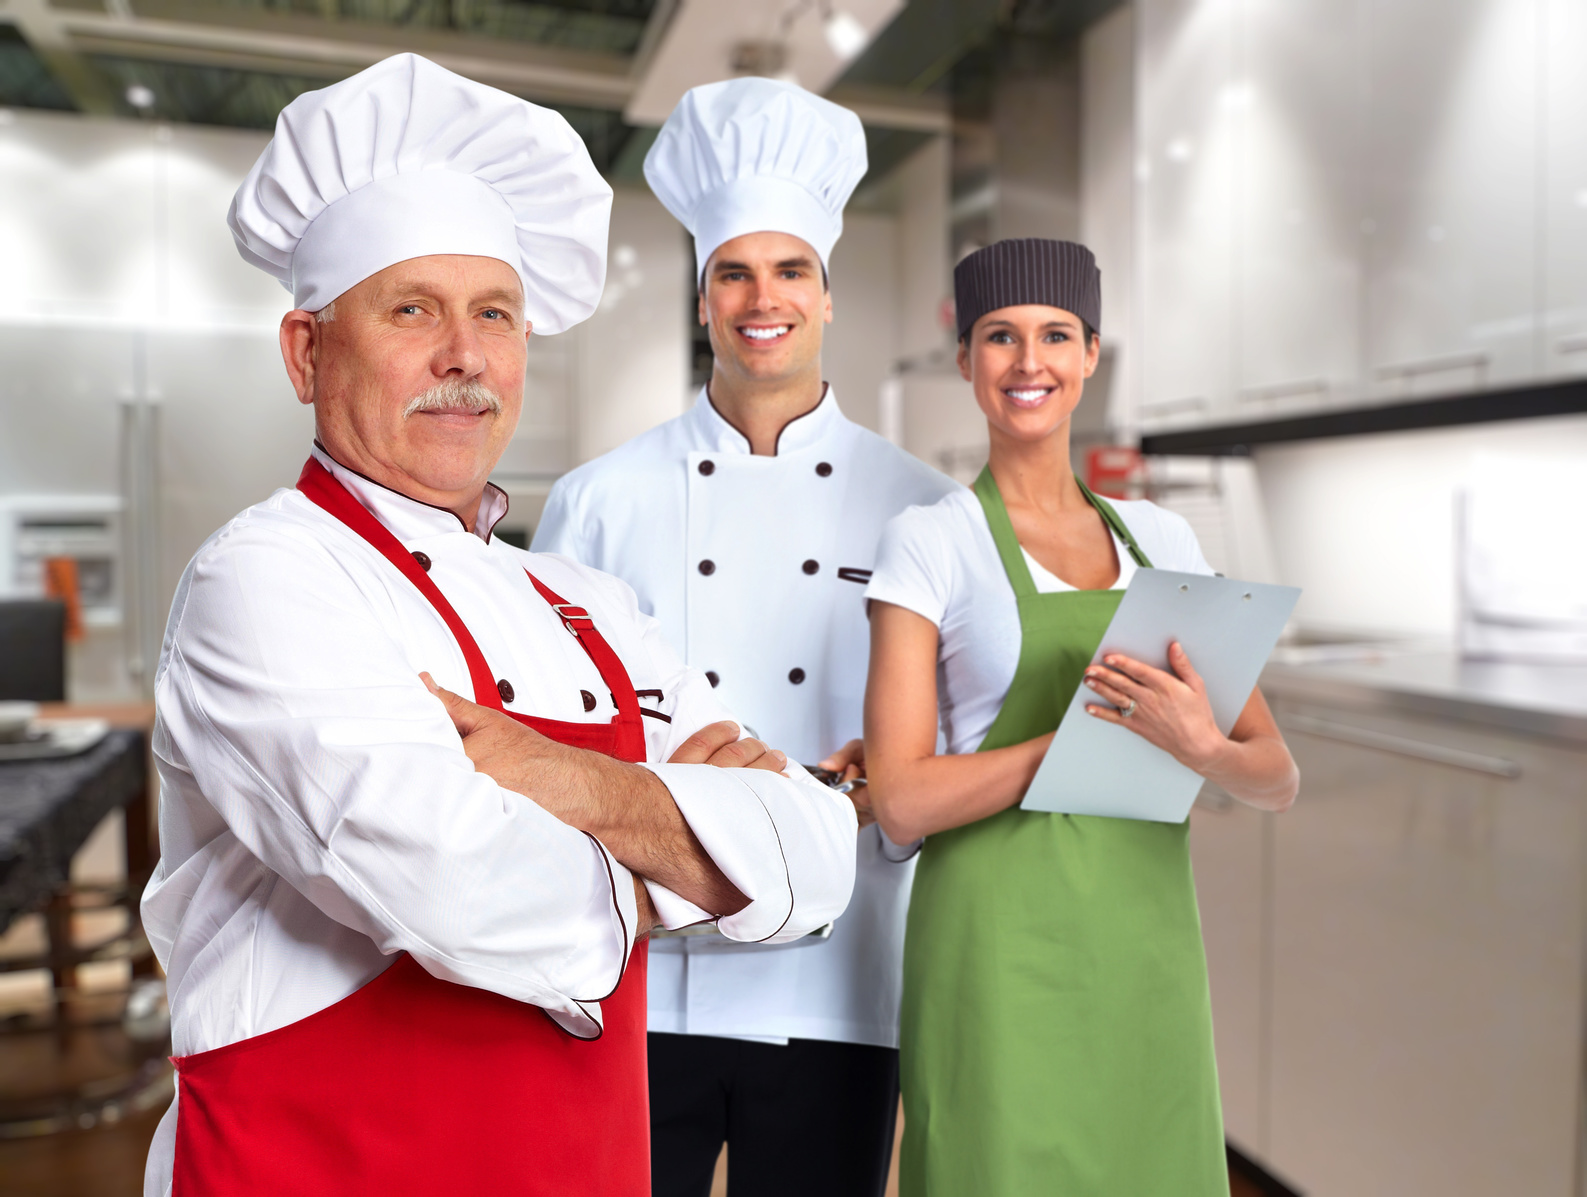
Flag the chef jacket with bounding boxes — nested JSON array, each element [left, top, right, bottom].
[[534, 387, 960, 1047], [142, 445, 857, 1194]]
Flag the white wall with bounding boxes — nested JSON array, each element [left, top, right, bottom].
[[822, 208, 900, 433], [1254, 415, 1587, 638], [567, 186, 692, 466]]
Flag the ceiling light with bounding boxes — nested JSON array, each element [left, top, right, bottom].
[[823, 9, 868, 60], [125, 84, 156, 110]]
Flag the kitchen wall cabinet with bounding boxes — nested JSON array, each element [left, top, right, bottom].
[[1542, 0, 1587, 378], [1360, 0, 1540, 398], [1233, 0, 1362, 420], [1136, 0, 1236, 428], [1132, 0, 1564, 428], [1194, 699, 1587, 1195]]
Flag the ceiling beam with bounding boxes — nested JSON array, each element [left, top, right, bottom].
[[0, 0, 950, 132], [48, 1, 635, 108], [0, 0, 120, 113]]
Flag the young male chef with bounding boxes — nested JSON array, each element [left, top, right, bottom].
[[532, 78, 959, 1197], [140, 55, 857, 1197]]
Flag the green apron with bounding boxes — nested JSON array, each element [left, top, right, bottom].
[[899, 467, 1227, 1197]]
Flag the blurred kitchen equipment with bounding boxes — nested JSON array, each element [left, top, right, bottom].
[[1459, 455, 1587, 662], [0, 700, 38, 743], [0, 717, 112, 761], [0, 599, 67, 701]]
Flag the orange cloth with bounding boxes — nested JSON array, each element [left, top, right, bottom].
[[43, 557, 84, 643]]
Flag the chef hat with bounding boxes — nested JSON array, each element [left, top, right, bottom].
[[644, 77, 867, 280], [953, 239, 1102, 340], [228, 53, 612, 334]]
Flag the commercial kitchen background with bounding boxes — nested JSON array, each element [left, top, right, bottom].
[[2, 0, 1586, 1194]]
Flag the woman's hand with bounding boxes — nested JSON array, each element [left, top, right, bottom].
[[1082, 642, 1225, 772], [818, 739, 875, 828], [1082, 644, 1300, 812]]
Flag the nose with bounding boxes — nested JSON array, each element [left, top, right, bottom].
[[1016, 337, 1043, 375], [433, 310, 487, 378], [747, 273, 777, 312]]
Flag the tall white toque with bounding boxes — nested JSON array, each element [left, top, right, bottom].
[[643, 77, 867, 281], [227, 53, 612, 333]]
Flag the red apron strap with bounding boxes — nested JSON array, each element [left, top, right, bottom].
[[296, 457, 648, 760], [297, 457, 504, 711], [526, 573, 647, 763]]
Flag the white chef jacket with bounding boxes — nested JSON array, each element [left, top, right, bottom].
[[143, 445, 857, 1196], [534, 388, 960, 1048]]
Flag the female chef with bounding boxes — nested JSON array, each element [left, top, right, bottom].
[[861, 238, 1300, 1196]]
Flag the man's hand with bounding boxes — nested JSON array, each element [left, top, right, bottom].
[[421, 673, 749, 917], [669, 720, 788, 772], [818, 739, 874, 828], [422, 666, 571, 796]]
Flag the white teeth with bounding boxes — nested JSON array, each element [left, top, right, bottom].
[[1007, 388, 1051, 401], [742, 326, 791, 340]]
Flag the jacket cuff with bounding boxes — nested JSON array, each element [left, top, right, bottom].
[[641, 762, 794, 943]]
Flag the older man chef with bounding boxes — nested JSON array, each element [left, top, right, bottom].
[[534, 79, 958, 1197], [141, 55, 856, 1197]]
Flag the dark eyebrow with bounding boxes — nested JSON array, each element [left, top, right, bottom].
[[713, 259, 752, 273], [776, 257, 817, 270]]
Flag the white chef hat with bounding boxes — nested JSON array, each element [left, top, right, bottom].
[[643, 77, 867, 280], [228, 53, 612, 334]]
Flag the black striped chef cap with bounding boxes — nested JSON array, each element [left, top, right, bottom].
[[953, 238, 1101, 341]]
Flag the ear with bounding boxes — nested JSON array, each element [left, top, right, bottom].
[[280, 310, 320, 406], [1082, 331, 1101, 379], [822, 287, 833, 325], [956, 338, 972, 383], [697, 287, 708, 327]]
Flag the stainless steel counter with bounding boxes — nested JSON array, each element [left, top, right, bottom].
[[1260, 649, 1587, 745]]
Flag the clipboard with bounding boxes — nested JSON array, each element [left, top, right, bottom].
[[1020, 570, 1300, 823]]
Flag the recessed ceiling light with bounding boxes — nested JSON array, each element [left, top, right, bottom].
[[823, 10, 868, 60], [125, 84, 156, 110]]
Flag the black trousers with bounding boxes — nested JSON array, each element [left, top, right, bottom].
[[648, 1031, 900, 1197]]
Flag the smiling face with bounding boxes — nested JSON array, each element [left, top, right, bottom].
[[698, 231, 832, 391], [280, 254, 529, 514], [957, 303, 1100, 445]]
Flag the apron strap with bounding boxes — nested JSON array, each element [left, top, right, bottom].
[[521, 574, 647, 762], [296, 457, 647, 758], [298, 456, 505, 711], [1075, 478, 1154, 569], [972, 464, 1156, 599], [972, 465, 1039, 599]]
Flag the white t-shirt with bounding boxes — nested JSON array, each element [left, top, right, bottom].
[[864, 488, 1215, 756]]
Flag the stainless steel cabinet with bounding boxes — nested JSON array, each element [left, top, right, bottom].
[[1195, 700, 1587, 1195]]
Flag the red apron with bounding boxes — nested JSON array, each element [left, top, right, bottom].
[[170, 457, 651, 1196]]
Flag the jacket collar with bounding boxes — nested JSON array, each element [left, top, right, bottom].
[[309, 443, 509, 544], [687, 383, 843, 456]]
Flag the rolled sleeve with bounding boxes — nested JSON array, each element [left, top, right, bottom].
[[643, 762, 857, 943]]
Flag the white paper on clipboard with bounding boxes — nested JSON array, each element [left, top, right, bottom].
[[1020, 570, 1300, 823]]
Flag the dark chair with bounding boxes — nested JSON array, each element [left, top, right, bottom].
[[0, 600, 67, 702]]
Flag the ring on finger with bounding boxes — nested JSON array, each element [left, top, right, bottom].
[[1120, 698, 1138, 718]]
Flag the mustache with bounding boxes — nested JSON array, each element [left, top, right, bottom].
[[402, 377, 504, 419]]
